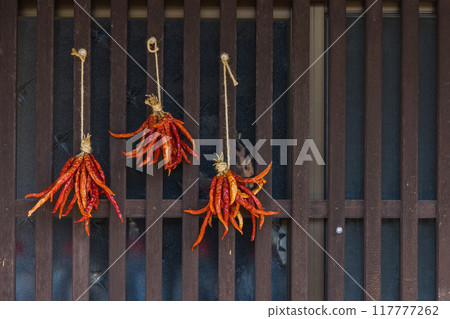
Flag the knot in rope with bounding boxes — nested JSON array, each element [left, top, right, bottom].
[[80, 134, 92, 154], [213, 153, 228, 175], [146, 94, 164, 116], [71, 48, 86, 62]]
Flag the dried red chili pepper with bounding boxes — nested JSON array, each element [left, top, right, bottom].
[[231, 162, 272, 184], [221, 178, 231, 239], [110, 94, 198, 174], [26, 135, 123, 235], [185, 154, 278, 248], [80, 162, 88, 208], [25, 157, 76, 199], [26, 49, 122, 235], [191, 210, 212, 250], [215, 176, 226, 230], [51, 175, 75, 215]]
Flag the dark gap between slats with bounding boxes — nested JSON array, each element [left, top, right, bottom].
[[16, 18, 37, 301], [344, 219, 364, 301], [198, 218, 219, 301], [54, 18, 74, 185], [17, 18, 37, 199], [198, 20, 220, 299], [199, 20, 220, 200], [162, 218, 182, 300], [381, 219, 400, 301], [126, 218, 146, 300], [418, 16, 436, 201], [53, 218, 73, 300], [235, 20, 257, 301], [235, 217, 256, 301], [89, 218, 109, 301], [271, 20, 290, 300], [418, 219, 436, 300], [163, 19, 184, 199], [16, 217, 36, 300], [53, 18, 75, 301], [345, 16, 364, 200], [272, 20, 290, 200], [272, 218, 289, 300], [382, 16, 401, 200], [344, 15, 364, 301], [126, 19, 147, 199], [90, 19, 111, 186], [88, 23, 112, 301], [236, 20, 256, 183]]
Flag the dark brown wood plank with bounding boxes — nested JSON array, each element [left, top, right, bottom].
[[327, 0, 346, 301], [145, 0, 164, 301], [35, 0, 55, 301], [16, 199, 438, 219], [72, 0, 91, 301], [254, 0, 273, 301], [0, 0, 18, 301], [218, 0, 237, 301], [400, 0, 419, 301], [182, 0, 201, 301], [436, 0, 450, 301], [289, 0, 310, 301], [363, 0, 382, 301], [108, 0, 128, 301]]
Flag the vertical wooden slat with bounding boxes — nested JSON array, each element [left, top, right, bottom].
[[145, 0, 164, 301], [35, 0, 55, 301], [72, 0, 91, 301], [182, 0, 200, 301], [436, 0, 450, 301], [308, 3, 326, 301], [327, 0, 346, 301], [254, 0, 273, 301], [218, 0, 236, 301], [290, 0, 309, 301], [363, 0, 382, 301], [109, 0, 128, 301], [0, 0, 18, 301], [400, 0, 419, 301]]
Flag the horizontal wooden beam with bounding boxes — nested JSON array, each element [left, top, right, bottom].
[[16, 199, 437, 219], [18, 1, 437, 18]]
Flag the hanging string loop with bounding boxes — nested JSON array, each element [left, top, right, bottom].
[[220, 52, 238, 170], [221, 53, 238, 86], [147, 37, 162, 103], [72, 48, 91, 154]]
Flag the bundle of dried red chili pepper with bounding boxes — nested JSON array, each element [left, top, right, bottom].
[[26, 135, 123, 235], [110, 94, 198, 175], [185, 154, 279, 250], [110, 38, 198, 175]]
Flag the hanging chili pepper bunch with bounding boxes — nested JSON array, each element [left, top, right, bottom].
[[26, 48, 123, 235], [26, 135, 123, 235], [110, 94, 198, 175], [185, 154, 278, 250], [110, 37, 198, 175], [185, 53, 279, 250]]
